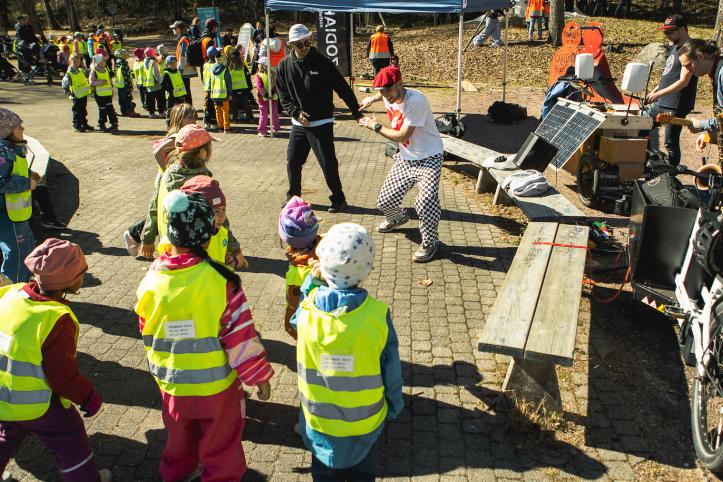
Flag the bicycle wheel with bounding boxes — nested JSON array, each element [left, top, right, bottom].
[[691, 316, 723, 475]]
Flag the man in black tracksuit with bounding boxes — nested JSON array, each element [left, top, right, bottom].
[[275, 24, 362, 213]]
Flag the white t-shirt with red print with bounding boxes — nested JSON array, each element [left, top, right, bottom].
[[383, 88, 443, 161]]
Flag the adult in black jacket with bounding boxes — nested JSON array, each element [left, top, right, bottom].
[[276, 24, 362, 213]]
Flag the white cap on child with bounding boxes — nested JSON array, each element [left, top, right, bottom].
[[316, 223, 375, 290]]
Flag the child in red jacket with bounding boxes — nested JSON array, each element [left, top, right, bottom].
[[0, 238, 111, 481]]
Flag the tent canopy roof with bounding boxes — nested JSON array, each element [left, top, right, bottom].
[[265, 0, 509, 13]]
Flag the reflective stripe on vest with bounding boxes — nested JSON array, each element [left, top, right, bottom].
[[69, 70, 91, 98], [157, 226, 228, 265], [142, 61, 156, 88], [165, 70, 187, 98], [369, 33, 391, 59], [5, 153, 31, 222], [114, 65, 125, 88], [94, 69, 113, 96], [135, 262, 235, 396], [203, 62, 214, 91], [229, 67, 248, 90], [0, 284, 76, 421], [296, 290, 389, 437], [259, 72, 278, 101], [210, 66, 228, 99]]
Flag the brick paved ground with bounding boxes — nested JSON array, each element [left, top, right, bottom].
[[0, 79, 713, 481]]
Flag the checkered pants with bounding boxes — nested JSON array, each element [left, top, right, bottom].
[[378, 152, 443, 248]]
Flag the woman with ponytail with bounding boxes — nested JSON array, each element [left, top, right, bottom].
[[135, 190, 273, 481]]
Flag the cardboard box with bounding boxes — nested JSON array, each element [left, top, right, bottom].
[[599, 136, 647, 165]]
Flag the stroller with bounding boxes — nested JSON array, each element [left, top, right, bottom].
[[15, 41, 55, 85]]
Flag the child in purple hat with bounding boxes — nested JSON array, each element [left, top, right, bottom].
[[279, 196, 320, 339]]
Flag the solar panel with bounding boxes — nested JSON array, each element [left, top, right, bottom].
[[535, 102, 605, 171]]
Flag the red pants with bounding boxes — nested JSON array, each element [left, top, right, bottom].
[[160, 381, 246, 482]]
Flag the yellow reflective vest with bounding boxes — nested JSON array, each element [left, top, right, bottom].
[[68, 69, 91, 99], [210, 66, 228, 100], [229, 67, 248, 91], [142, 60, 157, 88], [133, 61, 144, 86], [114, 65, 126, 88], [202, 62, 214, 92], [296, 290, 389, 437], [0, 284, 76, 421], [93, 68, 113, 97], [164, 70, 187, 99], [285, 264, 312, 289], [135, 261, 236, 396], [5, 152, 31, 222], [258, 72, 278, 101]]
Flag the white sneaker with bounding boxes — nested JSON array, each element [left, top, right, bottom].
[[99, 469, 112, 482], [2, 471, 14, 481], [123, 230, 139, 257]]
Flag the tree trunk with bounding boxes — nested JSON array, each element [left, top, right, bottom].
[[42, 0, 61, 29], [65, 0, 79, 31], [0, 0, 12, 32], [549, 0, 565, 46], [716, 0, 723, 46]]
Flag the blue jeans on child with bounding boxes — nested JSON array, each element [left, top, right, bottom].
[[311, 449, 376, 482], [0, 209, 34, 282], [528, 17, 543, 39]]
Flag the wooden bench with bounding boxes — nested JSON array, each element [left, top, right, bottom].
[[441, 135, 585, 222], [478, 221, 589, 411]]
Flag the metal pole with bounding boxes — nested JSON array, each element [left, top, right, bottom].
[[349, 13, 354, 88], [503, 10, 509, 102], [265, 10, 273, 138], [455, 13, 463, 114]]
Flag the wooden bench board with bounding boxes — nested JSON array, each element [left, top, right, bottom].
[[478, 222, 558, 358], [524, 224, 589, 367], [441, 135, 585, 222]]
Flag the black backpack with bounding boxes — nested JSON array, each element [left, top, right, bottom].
[[435, 113, 465, 138], [186, 37, 205, 67], [487, 101, 528, 124]]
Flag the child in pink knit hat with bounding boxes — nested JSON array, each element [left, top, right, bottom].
[[279, 196, 320, 339]]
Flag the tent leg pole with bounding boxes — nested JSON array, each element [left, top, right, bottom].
[[503, 10, 509, 102], [266, 10, 273, 138], [455, 13, 463, 114], [350, 13, 354, 87]]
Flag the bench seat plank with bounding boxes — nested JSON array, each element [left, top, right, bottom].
[[442, 135, 501, 166], [478, 222, 559, 357], [524, 224, 589, 367]]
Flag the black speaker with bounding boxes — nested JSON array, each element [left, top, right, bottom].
[[512, 133, 557, 172]]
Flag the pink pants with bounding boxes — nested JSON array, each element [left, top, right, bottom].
[[0, 396, 98, 481], [257, 99, 280, 135], [159, 381, 246, 482]]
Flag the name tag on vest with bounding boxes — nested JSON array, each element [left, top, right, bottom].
[[0, 332, 12, 353], [165, 320, 196, 339], [320, 354, 354, 373]]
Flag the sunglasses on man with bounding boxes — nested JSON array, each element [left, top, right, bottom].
[[289, 39, 312, 49]]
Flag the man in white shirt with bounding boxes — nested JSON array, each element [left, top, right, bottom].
[[359, 67, 444, 262]]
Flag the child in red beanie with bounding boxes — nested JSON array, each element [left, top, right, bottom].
[[0, 238, 111, 482]]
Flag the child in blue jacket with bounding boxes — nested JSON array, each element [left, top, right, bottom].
[[291, 222, 404, 481]]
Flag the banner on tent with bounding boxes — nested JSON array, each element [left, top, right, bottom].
[[317, 11, 351, 77]]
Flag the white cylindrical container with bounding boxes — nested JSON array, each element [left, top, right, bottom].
[[575, 53, 594, 80], [622, 62, 648, 93]]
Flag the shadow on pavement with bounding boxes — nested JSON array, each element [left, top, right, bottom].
[[244, 256, 288, 278], [73, 301, 138, 339], [77, 352, 159, 409], [262, 338, 296, 371], [584, 285, 695, 468]]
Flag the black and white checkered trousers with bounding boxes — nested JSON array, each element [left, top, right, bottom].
[[378, 152, 443, 248]]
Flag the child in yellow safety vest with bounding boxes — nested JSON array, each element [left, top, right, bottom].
[[135, 190, 273, 481], [114, 49, 139, 117], [61, 53, 93, 132], [0, 238, 112, 482], [207, 47, 232, 133], [256, 56, 280, 137], [88, 54, 118, 132], [279, 196, 320, 339], [227, 47, 255, 123], [139, 125, 248, 269], [160, 55, 188, 128], [290, 222, 404, 479], [132, 48, 147, 112]]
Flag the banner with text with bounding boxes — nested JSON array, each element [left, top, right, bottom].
[[317, 11, 352, 77]]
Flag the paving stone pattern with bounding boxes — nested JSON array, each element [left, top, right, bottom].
[[0, 81, 708, 481]]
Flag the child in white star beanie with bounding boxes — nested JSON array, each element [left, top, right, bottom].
[[316, 223, 375, 289]]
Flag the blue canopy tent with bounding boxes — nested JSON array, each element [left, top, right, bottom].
[[264, 0, 510, 118]]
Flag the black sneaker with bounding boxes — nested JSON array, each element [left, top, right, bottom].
[[328, 201, 348, 213], [378, 211, 410, 233], [83, 125, 94, 131], [40, 220, 67, 230], [109, 125, 119, 133], [74, 126, 85, 133], [99, 125, 109, 132]]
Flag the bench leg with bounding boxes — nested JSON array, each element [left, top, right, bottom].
[[501, 357, 562, 412], [476, 168, 497, 194], [493, 185, 514, 206]]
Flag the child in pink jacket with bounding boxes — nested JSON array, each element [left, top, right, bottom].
[[256, 56, 280, 137]]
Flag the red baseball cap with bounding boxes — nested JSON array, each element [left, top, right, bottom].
[[659, 14, 686, 29], [373, 66, 402, 90]]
